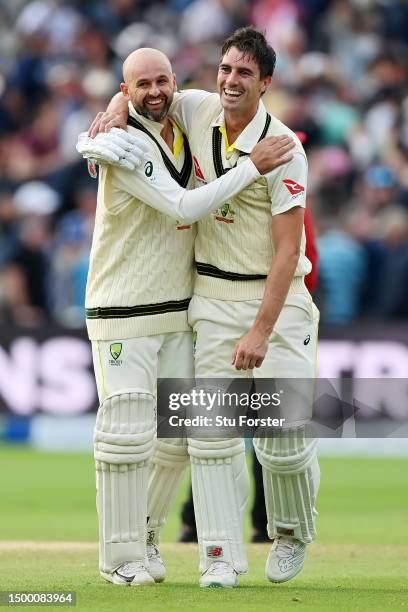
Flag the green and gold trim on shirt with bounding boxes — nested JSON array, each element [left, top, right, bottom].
[[196, 262, 267, 281], [86, 298, 191, 320], [127, 116, 192, 187]]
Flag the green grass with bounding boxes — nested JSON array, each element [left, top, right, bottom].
[[0, 447, 407, 611]]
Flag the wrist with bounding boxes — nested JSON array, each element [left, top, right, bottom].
[[246, 157, 262, 178], [253, 320, 274, 338]]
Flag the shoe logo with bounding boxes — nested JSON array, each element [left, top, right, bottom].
[[206, 545, 223, 558], [283, 179, 305, 196], [303, 335, 310, 345], [109, 342, 123, 366], [278, 558, 295, 573]]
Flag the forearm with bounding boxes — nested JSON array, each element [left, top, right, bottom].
[[253, 250, 300, 336], [177, 159, 260, 224], [88, 94, 129, 137], [107, 92, 128, 114], [113, 157, 260, 223]]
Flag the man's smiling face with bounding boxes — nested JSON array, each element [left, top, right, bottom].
[[129, 67, 176, 122], [217, 46, 271, 117], [121, 51, 177, 122]]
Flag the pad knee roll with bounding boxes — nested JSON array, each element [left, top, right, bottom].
[[94, 391, 156, 464], [253, 427, 318, 475]]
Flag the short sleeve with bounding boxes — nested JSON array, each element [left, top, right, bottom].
[[265, 153, 308, 216], [170, 90, 216, 133]]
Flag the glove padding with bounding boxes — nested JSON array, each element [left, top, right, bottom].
[[76, 128, 150, 170]]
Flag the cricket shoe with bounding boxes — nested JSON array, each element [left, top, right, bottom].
[[200, 562, 238, 588], [266, 536, 306, 583], [101, 561, 154, 586], [147, 544, 166, 583]]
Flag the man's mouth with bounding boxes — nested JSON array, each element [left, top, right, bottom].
[[223, 88, 243, 100], [145, 98, 165, 108]]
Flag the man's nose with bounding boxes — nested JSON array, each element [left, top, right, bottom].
[[225, 70, 239, 86], [149, 84, 161, 97]]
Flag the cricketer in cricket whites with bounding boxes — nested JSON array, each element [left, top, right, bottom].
[[78, 45, 296, 586]]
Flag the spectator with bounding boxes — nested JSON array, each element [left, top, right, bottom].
[[0, 0, 406, 326]]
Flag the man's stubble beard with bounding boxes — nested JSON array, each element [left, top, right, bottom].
[[137, 96, 172, 122]]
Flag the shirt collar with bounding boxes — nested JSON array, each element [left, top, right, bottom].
[[211, 101, 267, 154], [128, 102, 185, 160]]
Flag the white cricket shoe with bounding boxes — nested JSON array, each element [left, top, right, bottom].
[[266, 536, 306, 583], [147, 544, 166, 583], [200, 562, 238, 588], [101, 561, 155, 586]]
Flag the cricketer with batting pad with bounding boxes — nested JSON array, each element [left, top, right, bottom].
[[82, 27, 320, 589], [80, 47, 296, 587]]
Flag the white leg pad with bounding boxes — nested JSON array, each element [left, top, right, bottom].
[[188, 437, 249, 573], [147, 437, 189, 545], [94, 391, 156, 573], [253, 428, 319, 543]]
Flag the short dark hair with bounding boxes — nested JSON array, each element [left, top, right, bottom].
[[221, 27, 276, 79]]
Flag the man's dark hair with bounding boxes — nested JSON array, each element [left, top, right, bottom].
[[221, 27, 277, 79]]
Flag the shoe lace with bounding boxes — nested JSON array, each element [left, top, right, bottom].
[[117, 560, 147, 577], [206, 562, 234, 576]]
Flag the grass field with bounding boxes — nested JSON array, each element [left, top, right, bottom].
[[0, 447, 407, 611]]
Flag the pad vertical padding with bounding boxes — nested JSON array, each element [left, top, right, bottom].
[[147, 438, 189, 544], [188, 437, 249, 573], [254, 428, 319, 543], [94, 392, 156, 572]]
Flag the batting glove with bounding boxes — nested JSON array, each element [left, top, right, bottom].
[[76, 128, 149, 171]]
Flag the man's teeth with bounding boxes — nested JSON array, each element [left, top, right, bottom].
[[147, 99, 163, 105], [224, 89, 241, 97]]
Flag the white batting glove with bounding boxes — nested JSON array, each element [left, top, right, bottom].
[[76, 128, 149, 171]]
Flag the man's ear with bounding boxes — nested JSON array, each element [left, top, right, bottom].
[[260, 75, 272, 95], [120, 82, 130, 99], [172, 73, 177, 92]]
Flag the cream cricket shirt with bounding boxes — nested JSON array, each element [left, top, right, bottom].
[[171, 91, 312, 300], [86, 102, 261, 340]]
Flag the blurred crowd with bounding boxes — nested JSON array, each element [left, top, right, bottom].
[[0, 0, 407, 327]]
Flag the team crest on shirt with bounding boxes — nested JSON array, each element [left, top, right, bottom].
[[213, 202, 235, 224], [109, 342, 123, 366]]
